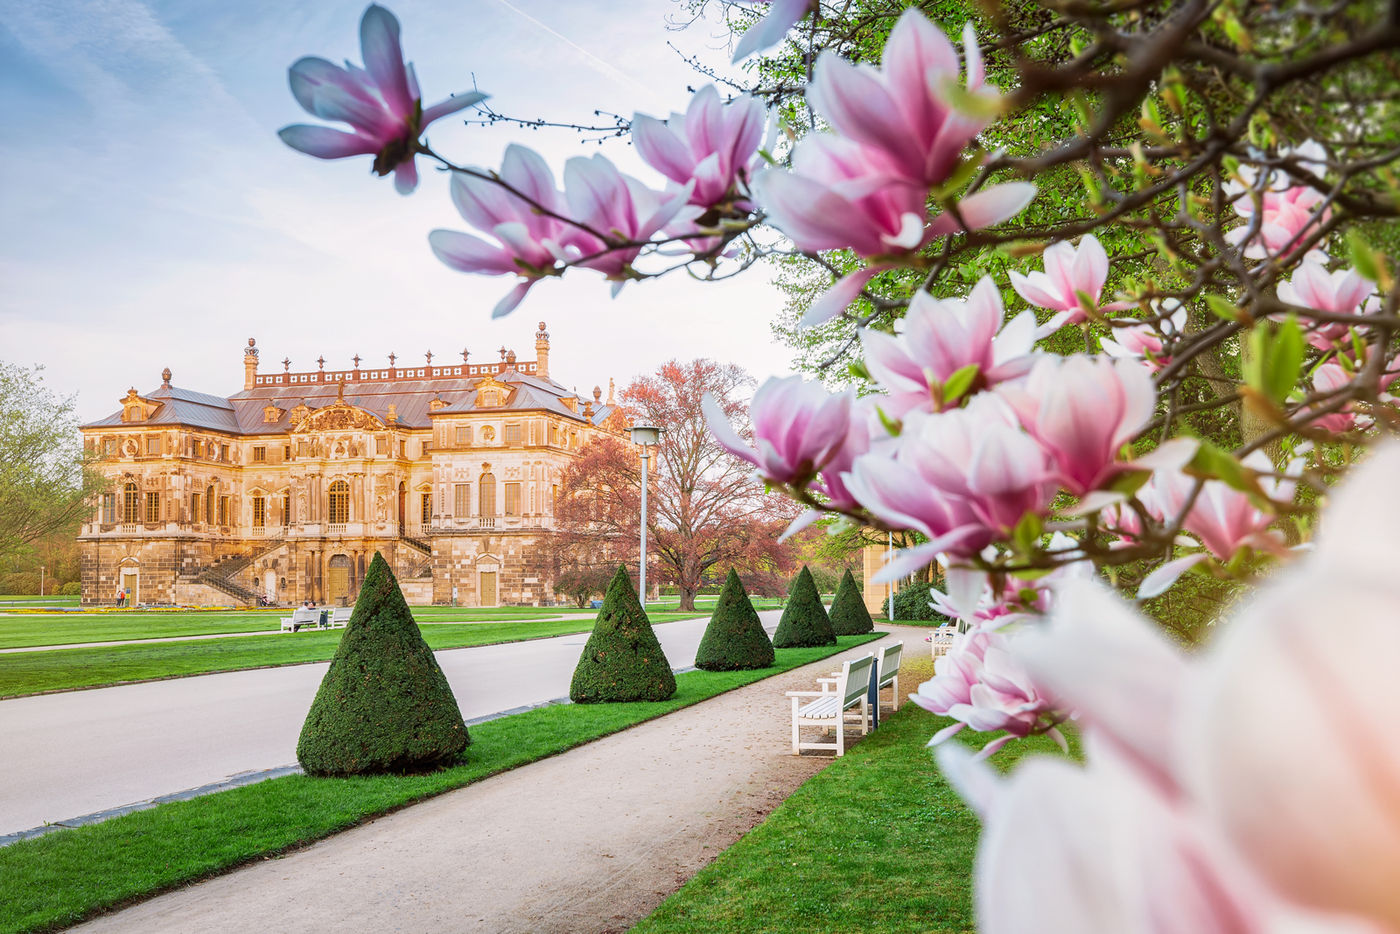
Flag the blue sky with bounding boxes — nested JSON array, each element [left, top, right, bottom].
[[0, 0, 791, 420]]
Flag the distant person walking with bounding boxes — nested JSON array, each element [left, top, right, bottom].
[[114, 585, 124, 608]]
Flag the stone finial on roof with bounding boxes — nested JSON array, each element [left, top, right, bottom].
[[425, 350, 433, 366], [244, 339, 260, 390], [161, 367, 172, 388], [388, 352, 397, 367], [336, 380, 345, 402], [386, 403, 398, 425], [282, 357, 291, 372], [317, 355, 326, 370], [506, 350, 517, 366], [352, 353, 361, 368], [461, 347, 470, 363], [607, 377, 615, 405], [536, 321, 549, 341], [592, 385, 602, 402]]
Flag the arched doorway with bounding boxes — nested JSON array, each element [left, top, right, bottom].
[[397, 482, 407, 536], [119, 558, 140, 606], [328, 554, 352, 606], [478, 560, 499, 607]]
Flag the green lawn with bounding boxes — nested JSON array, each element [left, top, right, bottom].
[[633, 656, 1080, 934], [0, 598, 787, 650], [0, 596, 80, 607], [0, 635, 880, 934], [0, 619, 612, 697]]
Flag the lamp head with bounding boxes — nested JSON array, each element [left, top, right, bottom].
[[629, 424, 663, 447]]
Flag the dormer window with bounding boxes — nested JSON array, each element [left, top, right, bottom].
[[263, 405, 282, 424]]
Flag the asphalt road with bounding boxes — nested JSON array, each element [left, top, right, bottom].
[[0, 612, 792, 838]]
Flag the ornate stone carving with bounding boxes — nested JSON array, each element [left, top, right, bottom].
[[291, 402, 383, 433]]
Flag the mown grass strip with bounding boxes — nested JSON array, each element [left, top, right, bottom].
[[632, 656, 1081, 934], [0, 634, 880, 934], [0, 619, 605, 697]]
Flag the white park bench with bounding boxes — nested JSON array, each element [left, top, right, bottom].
[[280, 607, 322, 633], [929, 626, 956, 658], [328, 607, 353, 628], [820, 641, 904, 713], [787, 653, 876, 757]]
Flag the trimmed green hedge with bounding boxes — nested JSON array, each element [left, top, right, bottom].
[[570, 566, 677, 702], [296, 554, 469, 775], [695, 569, 775, 671], [772, 566, 836, 648], [828, 569, 874, 635]]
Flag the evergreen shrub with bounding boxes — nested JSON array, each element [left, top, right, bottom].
[[695, 568, 775, 670], [570, 566, 677, 702], [772, 565, 836, 648], [297, 553, 469, 775], [828, 568, 874, 635]]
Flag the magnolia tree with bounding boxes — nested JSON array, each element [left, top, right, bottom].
[[279, 2, 1400, 929]]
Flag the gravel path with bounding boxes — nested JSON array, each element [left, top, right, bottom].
[[72, 627, 927, 934]]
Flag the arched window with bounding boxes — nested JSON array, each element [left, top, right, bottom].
[[122, 481, 140, 523], [478, 472, 496, 518], [205, 484, 215, 525], [328, 480, 350, 524]]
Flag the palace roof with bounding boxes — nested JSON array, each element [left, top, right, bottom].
[[82, 367, 617, 436]]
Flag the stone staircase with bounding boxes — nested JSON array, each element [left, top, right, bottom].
[[180, 536, 286, 606]]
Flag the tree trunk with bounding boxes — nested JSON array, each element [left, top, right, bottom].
[[678, 586, 697, 612]]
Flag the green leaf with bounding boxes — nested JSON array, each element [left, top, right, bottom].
[[1266, 317, 1304, 404], [848, 359, 871, 382], [875, 406, 902, 437], [940, 364, 980, 407], [1204, 293, 1242, 322], [1188, 439, 1254, 493], [1011, 512, 1043, 556], [1347, 230, 1384, 283]]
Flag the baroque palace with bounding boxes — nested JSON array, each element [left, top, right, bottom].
[[78, 323, 625, 607]]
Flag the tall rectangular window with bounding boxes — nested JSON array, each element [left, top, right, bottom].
[[283, 491, 291, 526], [455, 426, 470, 445], [284, 444, 293, 460], [190, 492, 200, 524], [145, 492, 160, 523], [220, 444, 229, 462], [252, 496, 266, 528], [504, 482, 521, 516], [376, 436, 387, 455], [102, 493, 116, 523], [252, 446, 266, 463], [453, 483, 470, 517], [218, 496, 229, 526], [421, 491, 432, 524], [504, 423, 522, 446], [146, 436, 160, 455]]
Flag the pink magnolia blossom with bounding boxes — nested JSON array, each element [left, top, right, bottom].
[[731, 0, 816, 62], [633, 85, 766, 213], [860, 276, 1038, 416], [1304, 363, 1373, 435], [1101, 300, 1187, 371], [962, 450, 1400, 931], [556, 154, 691, 291], [1148, 450, 1288, 560], [703, 376, 851, 486], [1009, 234, 1128, 334], [1278, 255, 1377, 350], [1225, 140, 1331, 259], [279, 4, 486, 194], [429, 144, 568, 318], [998, 355, 1155, 496], [806, 11, 997, 190], [844, 396, 1058, 571], [910, 627, 1062, 758]]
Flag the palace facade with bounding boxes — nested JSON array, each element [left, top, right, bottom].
[[78, 323, 626, 607]]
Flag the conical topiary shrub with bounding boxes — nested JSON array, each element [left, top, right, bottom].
[[297, 553, 469, 776], [570, 566, 677, 702], [695, 568, 775, 671], [772, 565, 837, 648], [829, 568, 875, 635]]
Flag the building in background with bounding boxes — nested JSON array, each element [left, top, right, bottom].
[[78, 323, 626, 607]]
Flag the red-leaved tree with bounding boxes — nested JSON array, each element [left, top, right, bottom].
[[554, 359, 803, 611]]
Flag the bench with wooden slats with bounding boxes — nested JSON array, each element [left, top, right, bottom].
[[787, 653, 875, 757]]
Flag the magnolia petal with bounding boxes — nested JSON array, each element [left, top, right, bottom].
[[702, 391, 758, 467], [929, 182, 1037, 235], [359, 3, 413, 117], [1137, 553, 1209, 599], [491, 279, 535, 319], [277, 124, 378, 159], [801, 266, 883, 327], [778, 508, 823, 543], [1014, 579, 1190, 794], [732, 0, 811, 61], [422, 90, 488, 125]]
